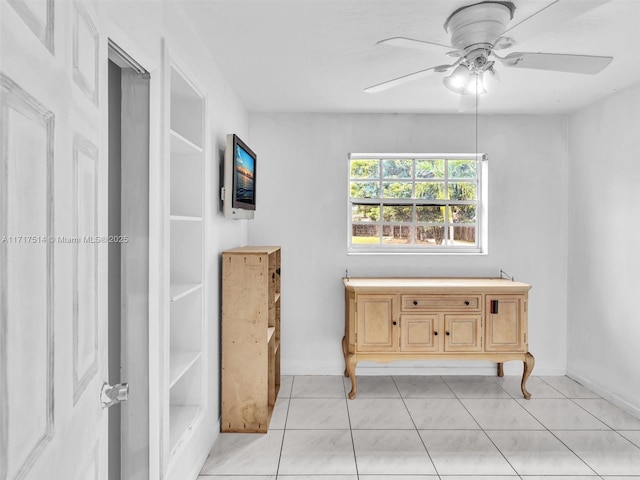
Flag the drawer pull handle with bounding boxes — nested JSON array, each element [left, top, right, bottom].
[[445, 331, 450, 336], [392, 321, 397, 326], [413, 300, 418, 306], [434, 331, 438, 336], [464, 300, 470, 306]]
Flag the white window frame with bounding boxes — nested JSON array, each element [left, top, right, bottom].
[[348, 153, 488, 254]]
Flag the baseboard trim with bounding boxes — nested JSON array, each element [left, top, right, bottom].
[[566, 369, 640, 419]]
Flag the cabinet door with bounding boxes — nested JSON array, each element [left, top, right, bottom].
[[444, 315, 482, 352], [356, 294, 397, 352], [400, 315, 440, 352], [485, 295, 526, 352]]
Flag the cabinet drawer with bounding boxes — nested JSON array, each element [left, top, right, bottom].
[[401, 295, 481, 311]]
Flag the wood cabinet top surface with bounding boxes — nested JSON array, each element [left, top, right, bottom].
[[223, 246, 280, 254], [343, 277, 531, 292]]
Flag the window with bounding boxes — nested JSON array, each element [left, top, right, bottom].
[[348, 153, 486, 253]]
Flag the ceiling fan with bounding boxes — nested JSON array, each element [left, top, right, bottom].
[[365, 0, 614, 103]]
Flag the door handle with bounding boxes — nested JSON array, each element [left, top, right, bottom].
[[101, 382, 129, 408]]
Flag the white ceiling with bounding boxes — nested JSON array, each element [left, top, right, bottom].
[[180, 0, 640, 114]]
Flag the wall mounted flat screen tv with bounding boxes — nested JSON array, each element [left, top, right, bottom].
[[224, 134, 256, 219], [232, 135, 256, 210]]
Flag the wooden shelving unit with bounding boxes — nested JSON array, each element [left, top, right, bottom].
[[167, 63, 204, 455], [221, 246, 281, 433]]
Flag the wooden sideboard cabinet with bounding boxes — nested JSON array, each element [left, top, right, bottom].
[[342, 277, 534, 399], [222, 246, 281, 432]]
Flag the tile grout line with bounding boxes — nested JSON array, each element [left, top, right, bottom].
[[444, 375, 525, 478], [533, 376, 640, 446], [343, 375, 360, 479], [529, 377, 610, 475], [504, 377, 601, 476], [274, 376, 295, 478], [391, 375, 441, 478]]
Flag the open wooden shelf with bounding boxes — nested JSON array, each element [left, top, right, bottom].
[[222, 246, 281, 433]]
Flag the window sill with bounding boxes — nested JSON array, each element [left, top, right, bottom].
[[348, 247, 487, 256]]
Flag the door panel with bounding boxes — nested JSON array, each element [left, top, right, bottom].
[[485, 295, 525, 352], [400, 315, 440, 352], [356, 295, 396, 352], [444, 315, 482, 352], [0, 73, 55, 480], [1, 2, 108, 479]]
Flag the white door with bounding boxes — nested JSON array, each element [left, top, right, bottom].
[[1, 1, 109, 478]]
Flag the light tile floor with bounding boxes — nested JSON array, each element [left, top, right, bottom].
[[199, 375, 640, 479]]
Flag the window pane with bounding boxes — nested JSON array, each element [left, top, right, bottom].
[[352, 224, 380, 244], [382, 159, 412, 179], [448, 182, 477, 200], [416, 205, 446, 223], [416, 226, 445, 246], [383, 204, 413, 222], [415, 182, 445, 200], [349, 154, 484, 251], [449, 160, 476, 179], [350, 181, 380, 198], [352, 204, 380, 222], [383, 181, 412, 198], [350, 159, 379, 179], [452, 225, 476, 245], [382, 225, 412, 244], [416, 159, 445, 179], [451, 205, 476, 223]]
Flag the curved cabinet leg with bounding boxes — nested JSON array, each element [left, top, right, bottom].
[[521, 352, 535, 400], [342, 336, 348, 377], [497, 362, 504, 377], [346, 353, 357, 400]]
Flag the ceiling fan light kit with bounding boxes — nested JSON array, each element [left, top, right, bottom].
[[365, 0, 614, 101]]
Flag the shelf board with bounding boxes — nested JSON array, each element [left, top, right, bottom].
[[169, 404, 201, 453], [170, 283, 202, 302], [170, 129, 203, 154], [267, 327, 276, 344], [169, 351, 202, 388], [170, 214, 202, 222]]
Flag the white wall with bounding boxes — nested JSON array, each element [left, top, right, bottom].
[[90, 1, 249, 477], [248, 113, 569, 376], [567, 83, 640, 415]]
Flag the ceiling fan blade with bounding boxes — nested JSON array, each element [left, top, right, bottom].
[[377, 36, 452, 51], [496, 0, 612, 47], [500, 52, 613, 74], [364, 66, 447, 93]]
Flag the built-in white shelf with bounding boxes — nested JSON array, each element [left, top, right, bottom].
[[170, 129, 202, 155], [166, 59, 205, 471], [170, 283, 202, 302], [169, 405, 201, 454], [170, 215, 202, 222], [169, 351, 201, 388]]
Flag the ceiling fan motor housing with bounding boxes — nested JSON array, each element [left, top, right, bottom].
[[444, 1, 516, 51]]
